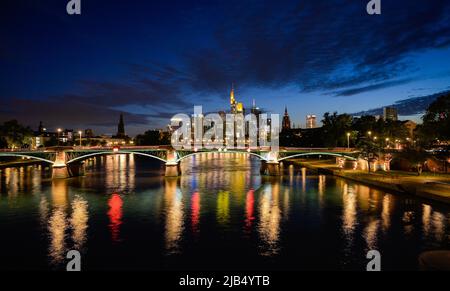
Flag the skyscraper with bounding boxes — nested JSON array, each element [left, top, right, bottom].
[[383, 107, 398, 121], [230, 83, 244, 114], [306, 114, 317, 128], [282, 106, 291, 132], [116, 114, 126, 138]]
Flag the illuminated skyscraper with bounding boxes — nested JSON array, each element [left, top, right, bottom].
[[230, 83, 244, 114], [306, 114, 317, 129]]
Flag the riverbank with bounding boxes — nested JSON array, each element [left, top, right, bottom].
[[291, 159, 450, 204]]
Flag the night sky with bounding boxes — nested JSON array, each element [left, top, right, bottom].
[[1, 0, 450, 136]]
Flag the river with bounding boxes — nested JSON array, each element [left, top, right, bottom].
[[0, 153, 448, 270]]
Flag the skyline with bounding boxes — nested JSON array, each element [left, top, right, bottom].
[[1, 0, 450, 135]]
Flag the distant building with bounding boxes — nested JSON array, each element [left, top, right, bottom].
[[115, 114, 126, 138], [282, 106, 291, 132], [402, 120, 417, 138], [306, 114, 317, 129], [38, 121, 46, 134], [383, 107, 398, 121], [230, 84, 244, 114], [62, 129, 74, 143]]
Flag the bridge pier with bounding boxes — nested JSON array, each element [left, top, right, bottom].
[[165, 162, 180, 177], [51, 151, 85, 179], [267, 162, 280, 176], [260, 161, 280, 176], [52, 165, 70, 179], [260, 161, 268, 175]]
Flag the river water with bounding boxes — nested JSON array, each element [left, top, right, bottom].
[[0, 153, 449, 270]]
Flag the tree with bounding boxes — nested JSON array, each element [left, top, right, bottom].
[[417, 93, 450, 145], [0, 120, 34, 148], [135, 130, 165, 146], [357, 138, 382, 173], [321, 112, 353, 147]]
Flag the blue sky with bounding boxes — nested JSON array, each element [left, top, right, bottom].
[[1, 0, 450, 135]]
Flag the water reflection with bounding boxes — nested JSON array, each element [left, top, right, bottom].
[[46, 179, 89, 265], [258, 181, 281, 256], [164, 179, 184, 253], [0, 154, 449, 270], [217, 191, 230, 226], [70, 196, 89, 249], [191, 191, 200, 233], [108, 193, 123, 243], [244, 189, 255, 233]]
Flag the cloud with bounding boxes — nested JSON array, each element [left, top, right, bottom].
[[352, 90, 450, 116], [172, 0, 450, 95], [333, 79, 414, 97]]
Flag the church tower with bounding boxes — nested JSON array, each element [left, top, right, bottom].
[[116, 113, 126, 138], [282, 106, 291, 132]]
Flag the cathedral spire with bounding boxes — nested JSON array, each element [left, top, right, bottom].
[[116, 113, 125, 138]]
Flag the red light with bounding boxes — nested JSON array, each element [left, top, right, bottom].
[[245, 189, 255, 232], [108, 193, 123, 243], [191, 192, 200, 232]]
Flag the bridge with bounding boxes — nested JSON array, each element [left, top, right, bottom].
[[0, 146, 359, 178]]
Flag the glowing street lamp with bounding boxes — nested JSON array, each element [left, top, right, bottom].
[[57, 128, 62, 145], [347, 132, 351, 149], [367, 131, 372, 138], [78, 131, 82, 147]]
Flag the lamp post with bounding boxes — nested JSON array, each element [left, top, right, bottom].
[[368, 131, 372, 139], [57, 128, 62, 146], [347, 132, 350, 149], [78, 131, 82, 147]]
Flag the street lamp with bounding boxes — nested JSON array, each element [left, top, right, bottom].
[[78, 131, 82, 147], [57, 128, 62, 146], [368, 131, 372, 138], [347, 132, 351, 149]]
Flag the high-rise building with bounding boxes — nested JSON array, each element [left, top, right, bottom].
[[282, 106, 291, 132], [383, 107, 398, 121], [306, 114, 317, 128], [116, 113, 126, 138], [230, 83, 244, 114], [230, 83, 236, 113]]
